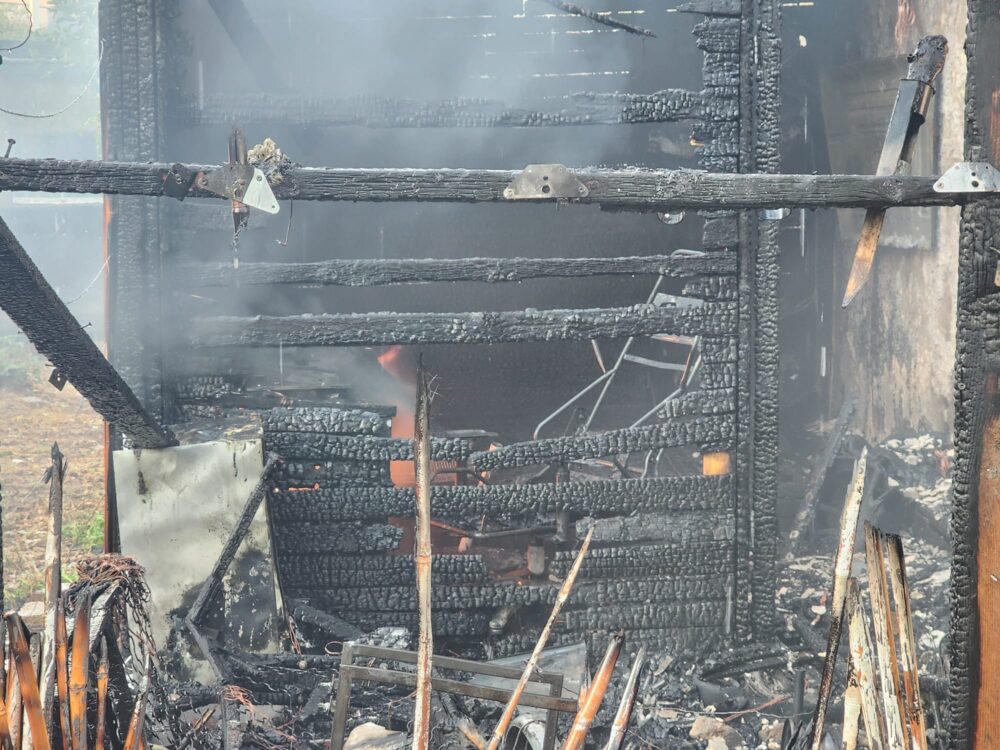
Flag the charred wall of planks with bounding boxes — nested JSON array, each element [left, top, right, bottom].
[[99, 0, 781, 656]]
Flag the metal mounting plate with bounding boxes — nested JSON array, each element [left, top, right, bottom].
[[503, 164, 589, 200], [933, 161, 1000, 193], [243, 167, 280, 214]]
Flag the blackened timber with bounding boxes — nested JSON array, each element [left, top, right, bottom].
[[267, 475, 733, 522], [470, 417, 733, 471], [273, 522, 402, 554], [177, 89, 701, 128], [262, 407, 389, 435], [279, 554, 494, 590], [677, 0, 741, 16], [0, 158, 979, 210], [264, 432, 470, 462], [178, 254, 735, 288], [191, 304, 736, 348], [0, 217, 175, 448]]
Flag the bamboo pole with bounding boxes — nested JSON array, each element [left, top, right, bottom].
[[8, 644, 21, 750], [562, 633, 625, 750], [809, 447, 868, 750], [485, 526, 594, 750], [603, 646, 646, 750], [122, 656, 151, 750], [68, 595, 90, 750], [847, 580, 887, 750], [39, 444, 65, 731], [95, 639, 108, 750], [6, 615, 50, 750], [53, 605, 69, 750], [864, 524, 907, 749], [411, 364, 433, 750]]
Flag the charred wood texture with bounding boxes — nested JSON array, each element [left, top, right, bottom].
[[582, 511, 734, 545], [0, 158, 972, 210], [176, 89, 702, 128], [178, 253, 734, 288], [550, 541, 732, 580], [469, 416, 733, 470], [272, 522, 402, 554], [262, 407, 389, 435], [267, 474, 733, 522], [191, 304, 735, 347], [0, 217, 175, 448], [264, 432, 470, 462], [278, 554, 493, 590], [274, 460, 391, 488]]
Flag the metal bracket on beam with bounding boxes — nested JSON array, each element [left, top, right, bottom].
[[933, 162, 1000, 193], [504, 164, 589, 200]]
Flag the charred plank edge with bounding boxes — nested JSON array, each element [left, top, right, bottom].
[[190, 304, 736, 348], [0, 158, 983, 210], [0, 216, 175, 448], [175, 254, 736, 288]]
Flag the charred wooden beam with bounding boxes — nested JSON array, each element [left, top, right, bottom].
[[0, 158, 980, 210], [264, 432, 470, 461], [277, 554, 495, 590], [549, 541, 733, 580], [469, 416, 733, 470], [267, 474, 733, 522], [273, 522, 403, 554], [177, 253, 735, 288], [176, 89, 702, 128], [191, 304, 735, 348], [262, 406, 389, 435], [0, 217, 175, 448]]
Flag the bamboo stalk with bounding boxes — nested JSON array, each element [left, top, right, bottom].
[[0, 686, 14, 750], [95, 639, 108, 750], [847, 580, 887, 750], [39, 444, 65, 732], [885, 534, 928, 750], [411, 363, 434, 750], [8, 644, 21, 750], [842, 671, 861, 750], [54, 603, 69, 750], [122, 656, 151, 750], [603, 646, 646, 750], [485, 526, 594, 750], [809, 447, 868, 750], [68, 595, 90, 750], [864, 524, 907, 749], [6, 614, 50, 750], [562, 633, 625, 750]]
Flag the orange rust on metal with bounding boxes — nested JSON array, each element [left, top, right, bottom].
[[55, 603, 71, 750], [6, 614, 51, 750], [412, 364, 433, 750], [975, 370, 1000, 747], [602, 645, 645, 750], [69, 595, 92, 750], [96, 639, 109, 750], [486, 526, 594, 750], [561, 632, 625, 750], [702, 451, 731, 476]]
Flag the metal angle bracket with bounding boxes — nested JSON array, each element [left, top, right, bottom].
[[933, 162, 1000, 193], [196, 164, 281, 214], [504, 164, 589, 200]]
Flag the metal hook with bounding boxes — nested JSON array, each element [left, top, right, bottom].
[[276, 200, 293, 246]]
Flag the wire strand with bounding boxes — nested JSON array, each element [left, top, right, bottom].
[[0, 40, 102, 118], [0, 0, 32, 53]]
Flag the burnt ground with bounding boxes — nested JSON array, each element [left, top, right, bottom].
[[0, 344, 105, 607]]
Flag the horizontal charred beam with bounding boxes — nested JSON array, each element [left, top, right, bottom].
[[273, 460, 391, 488], [191, 305, 735, 348], [550, 541, 733, 580], [276, 554, 493, 589], [272, 522, 403, 554], [562, 600, 726, 630], [487, 625, 720, 660], [176, 89, 706, 128], [0, 217, 175, 448], [470, 416, 733, 470], [582, 511, 734, 545], [0, 158, 976, 210], [176, 253, 735, 288], [264, 432, 470, 461], [262, 406, 390, 435], [267, 474, 733, 522]]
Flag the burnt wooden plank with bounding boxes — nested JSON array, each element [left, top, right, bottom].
[[0, 158, 975, 210], [175, 254, 735, 288], [0, 216, 175, 448], [189, 304, 737, 347]]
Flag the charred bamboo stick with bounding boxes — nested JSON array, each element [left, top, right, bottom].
[[485, 526, 593, 750], [68, 596, 90, 750], [603, 646, 646, 750], [885, 534, 928, 750], [847, 579, 887, 750], [0, 158, 975, 211], [39, 444, 65, 734], [95, 639, 108, 750], [0, 688, 12, 750], [190, 304, 734, 348], [7, 646, 20, 750], [6, 614, 49, 750], [809, 447, 868, 750], [178, 253, 733, 288], [0, 218, 174, 448], [562, 632, 625, 750], [412, 366, 433, 750], [53, 606, 69, 750], [864, 524, 907, 749], [122, 657, 150, 750], [540, 0, 655, 36]]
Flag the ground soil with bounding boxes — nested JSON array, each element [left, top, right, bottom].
[[0, 377, 105, 607]]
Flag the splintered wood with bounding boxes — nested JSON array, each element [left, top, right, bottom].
[[412, 365, 433, 750]]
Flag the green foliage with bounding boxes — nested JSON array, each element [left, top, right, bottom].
[[64, 511, 104, 554]]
